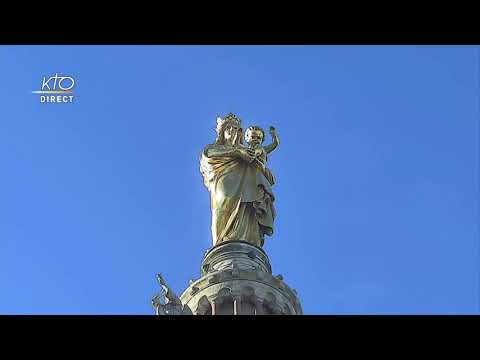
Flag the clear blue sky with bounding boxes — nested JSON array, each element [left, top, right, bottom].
[[0, 45, 478, 314]]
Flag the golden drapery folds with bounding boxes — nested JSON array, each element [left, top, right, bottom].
[[200, 144, 276, 247]]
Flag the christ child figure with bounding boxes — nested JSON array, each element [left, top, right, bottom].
[[244, 126, 280, 185]]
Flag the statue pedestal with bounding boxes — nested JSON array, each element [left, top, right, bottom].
[[201, 241, 272, 275], [179, 241, 302, 315]]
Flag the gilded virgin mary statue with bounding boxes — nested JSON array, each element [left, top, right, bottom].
[[200, 113, 280, 248]]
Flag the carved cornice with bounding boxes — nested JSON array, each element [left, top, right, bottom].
[[180, 268, 302, 315]]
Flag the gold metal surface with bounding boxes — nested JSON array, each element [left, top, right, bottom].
[[200, 114, 280, 247]]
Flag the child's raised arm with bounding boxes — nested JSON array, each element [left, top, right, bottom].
[[264, 126, 280, 154]]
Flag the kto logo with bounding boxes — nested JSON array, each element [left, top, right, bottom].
[[32, 73, 75, 103]]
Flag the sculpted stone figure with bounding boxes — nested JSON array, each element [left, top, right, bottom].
[[152, 274, 191, 315], [200, 114, 280, 248]]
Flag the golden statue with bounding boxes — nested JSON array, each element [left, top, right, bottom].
[[200, 113, 280, 248]]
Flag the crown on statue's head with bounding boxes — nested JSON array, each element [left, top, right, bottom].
[[216, 113, 242, 134]]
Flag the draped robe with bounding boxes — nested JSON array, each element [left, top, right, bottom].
[[200, 144, 276, 247]]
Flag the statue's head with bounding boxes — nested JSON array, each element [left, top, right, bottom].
[[245, 126, 265, 147], [215, 113, 243, 145]]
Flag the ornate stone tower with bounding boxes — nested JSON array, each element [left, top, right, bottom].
[[179, 241, 302, 315], [152, 114, 302, 315]]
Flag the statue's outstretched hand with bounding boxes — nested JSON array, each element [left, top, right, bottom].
[[269, 126, 276, 135]]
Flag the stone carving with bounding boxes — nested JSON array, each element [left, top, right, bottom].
[[196, 296, 212, 315], [190, 286, 199, 295], [241, 286, 255, 300], [216, 287, 233, 305], [201, 239, 272, 276], [152, 274, 192, 315], [157, 274, 181, 304], [211, 259, 257, 272]]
